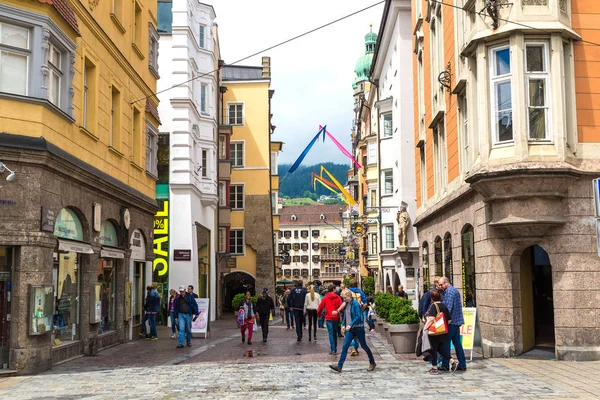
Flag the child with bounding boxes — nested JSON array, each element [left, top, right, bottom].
[[366, 297, 375, 332]]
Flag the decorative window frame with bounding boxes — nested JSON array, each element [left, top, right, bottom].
[[148, 22, 159, 79], [145, 120, 159, 178], [0, 4, 76, 119], [230, 183, 245, 210], [230, 140, 244, 168], [229, 229, 245, 255], [489, 44, 514, 146], [525, 40, 552, 143]]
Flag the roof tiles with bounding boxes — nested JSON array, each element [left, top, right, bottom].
[[39, 0, 81, 36], [279, 205, 344, 225]]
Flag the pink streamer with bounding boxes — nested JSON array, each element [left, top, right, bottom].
[[319, 125, 362, 169]]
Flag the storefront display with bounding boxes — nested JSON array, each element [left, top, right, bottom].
[[29, 285, 53, 335]]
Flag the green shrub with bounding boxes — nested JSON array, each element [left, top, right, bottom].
[[387, 297, 420, 325], [362, 276, 375, 297], [374, 292, 395, 320], [231, 293, 258, 310]]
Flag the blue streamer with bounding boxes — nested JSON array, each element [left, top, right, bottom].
[[286, 126, 326, 175]]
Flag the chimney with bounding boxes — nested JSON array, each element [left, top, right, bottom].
[[262, 56, 271, 78]]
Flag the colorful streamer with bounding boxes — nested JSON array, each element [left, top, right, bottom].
[[319, 125, 362, 169], [319, 166, 356, 206], [313, 177, 351, 204], [286, 126, 326, 175]]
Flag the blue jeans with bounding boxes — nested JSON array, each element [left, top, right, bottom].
[[177, 313, 192, 345], [366, 315, 375, 330], [285, 309, 295, 328], [318, 310, 325, 328], [442, 324, 467, 369], [170, 311, 177, 334], [338, 327, 375, 368], [326, 320, 339, 353], [147, 313, 157, 338]]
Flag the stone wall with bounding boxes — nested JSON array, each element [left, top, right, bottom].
[[244, 195, 275, 295]]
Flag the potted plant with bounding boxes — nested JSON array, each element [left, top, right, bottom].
[[386, 297, 420, 354], [374, 293, 394, 340]]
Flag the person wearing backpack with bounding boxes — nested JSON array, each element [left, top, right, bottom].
[[174, 285, 199, 348], [423, 289, 457, 374]]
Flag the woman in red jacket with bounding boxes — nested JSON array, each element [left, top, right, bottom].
[[317, 284, 343, 355]]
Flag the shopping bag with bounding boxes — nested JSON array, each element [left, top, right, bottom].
[[253, 322, 258, 332], [428, 303, 448, 336], [269, 312, 273, 321]]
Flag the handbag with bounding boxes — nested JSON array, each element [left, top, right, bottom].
[[428, 303, 449, 336]]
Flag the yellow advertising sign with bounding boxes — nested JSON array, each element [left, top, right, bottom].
[[460, 307, 477, 350], [153, 200, 169, 277]]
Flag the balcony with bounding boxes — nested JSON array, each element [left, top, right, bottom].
[[320, 271, 345, 279], [319, 254, 345, 261]]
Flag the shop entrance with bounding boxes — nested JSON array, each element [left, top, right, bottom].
[[520, 245, 555, 353], [0, 247, 12, 369]]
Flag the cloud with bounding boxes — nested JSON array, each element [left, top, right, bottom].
[[214, 0, 384, 164]]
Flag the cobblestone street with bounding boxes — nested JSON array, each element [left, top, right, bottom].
[[0, 318, 596, 399]]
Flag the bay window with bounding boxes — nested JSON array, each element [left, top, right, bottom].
[[490, 46, 513, 144], [0, 22, 30, 96], [48, 44, 62, 106], [525, 42, 550, 141]]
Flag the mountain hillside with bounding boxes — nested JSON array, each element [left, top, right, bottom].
[[278, 163, 349, 199]]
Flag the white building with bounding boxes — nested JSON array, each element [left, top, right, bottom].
[[278, 206, 345, 286], [370, 0, 419, 301], [157, 0, 219, 319]]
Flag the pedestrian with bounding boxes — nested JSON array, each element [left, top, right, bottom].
[[188, 285, 199, 298], [145, 285, 160, 340], [174, 285, 199, 348], [329, 289, 376, 373], [138, 285, 152, 338], [287, 280, 307, 341], [386, 286, 394, 295], [333, 279, 367, 356], [317, 289, 326, 329], [239, 291, 256, 345], [256, 288, 275, 343], [304, 285, 320, 342], [419, 277, 442, 321], [317, 284, 342, 355], [423, 289, 457, 374], [366, 297, 375, 332], [395, 285, 408, 299], [283, 288, 295, 330], [278, 293, 286, 322], [168, 289, 179, 339], [439, 277, 467, 372]]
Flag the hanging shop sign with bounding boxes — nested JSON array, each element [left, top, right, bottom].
[[100, 248, 125, 259], [130, 229, 146, 261], [351, 222, 367, 236], [226, 257, 237, 269], [57, 239, 94, 254], [153, 200, 169, 277], [54, 208, 84, 241]]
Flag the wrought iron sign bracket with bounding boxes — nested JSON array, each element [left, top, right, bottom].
[[438, 62, 452, 93], [480, 0, 513, 30]]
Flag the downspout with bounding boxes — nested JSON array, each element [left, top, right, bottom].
[[216, 59, 224, 319]]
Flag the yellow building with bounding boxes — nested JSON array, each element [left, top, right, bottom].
[[0, 0, 159, 373], [219, 57, 279, 307]]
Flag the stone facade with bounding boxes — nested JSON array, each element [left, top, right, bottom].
[[0, 135, 156, 374], [245, 195, 276, 296], [415, 168, 600, 361]]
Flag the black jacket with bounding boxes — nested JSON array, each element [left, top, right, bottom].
[[287, 287, 307, 310], [255, 295, 275, 315]]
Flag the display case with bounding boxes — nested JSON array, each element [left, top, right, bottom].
[[29, 284, 54, 335], [90, 283, 102, 324]]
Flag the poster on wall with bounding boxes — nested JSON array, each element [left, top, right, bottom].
[[191, 298, 209, 334]]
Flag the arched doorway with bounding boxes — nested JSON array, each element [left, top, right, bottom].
[[223, 271, 255, 312], [520, 245, 554, 353], [461, 225, 475, 307]]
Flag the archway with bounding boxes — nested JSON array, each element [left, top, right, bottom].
[[520, 245, 554, 353], [392, 271, 401, 294], [223, 271, 255, 312]]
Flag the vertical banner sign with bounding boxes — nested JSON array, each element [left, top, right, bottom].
[[153, 200, 169, 281], [460, 307, 477, 361], [192, 298, 209, 334]]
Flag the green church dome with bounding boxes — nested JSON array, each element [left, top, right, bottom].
[[353, 25, 377, 86]]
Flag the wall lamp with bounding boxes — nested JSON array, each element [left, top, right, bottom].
[[0, 162, 16, 182]]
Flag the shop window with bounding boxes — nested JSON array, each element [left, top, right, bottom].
[[422, 242, 430, 291], [434, 236, 443, 277], [132, 262, 144, 326], [98, 259, 116, 333], [157, 133, 170, 184], [461, 225, 476, 307], [443, 232, 453, 283], [54, 251, 81, 343]]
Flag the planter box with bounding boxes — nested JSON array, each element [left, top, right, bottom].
[[383, 322, 392, 344], [388, 323, 419, 354], [376, 319, 385, 335]]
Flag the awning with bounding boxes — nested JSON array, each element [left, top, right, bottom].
[[101, 247, 125, 259], [58, 239, 94, 254]]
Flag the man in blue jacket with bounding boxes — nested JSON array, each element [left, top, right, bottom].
[[145, 285, 161, 340], [330, 289, 376, 373], [174, 285, 199, 348], [287, 280, 307, 341]]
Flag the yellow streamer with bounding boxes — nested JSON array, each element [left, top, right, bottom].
[[313, 177, 351, 205], [320, 166, 356, 206]]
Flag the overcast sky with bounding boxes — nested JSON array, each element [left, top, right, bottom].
[[214, 0, 384, 166]]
